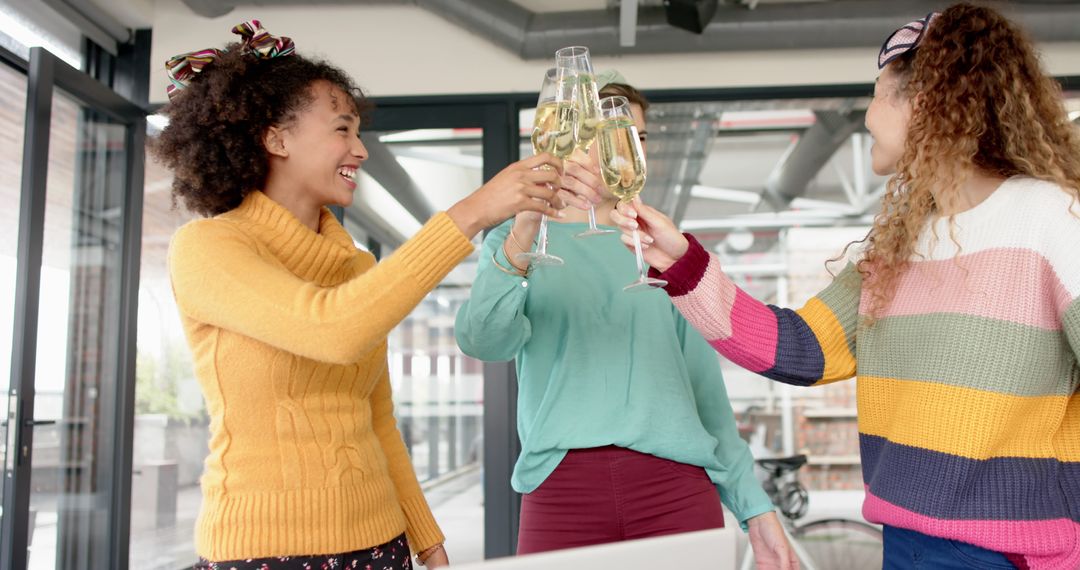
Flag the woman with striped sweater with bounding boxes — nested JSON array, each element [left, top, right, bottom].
[[612, 4, 1080, 569]]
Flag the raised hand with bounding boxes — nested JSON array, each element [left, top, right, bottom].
[[610, 198, 689, 272], [560, 150, 605, 211], [448, 153, 566, 238]]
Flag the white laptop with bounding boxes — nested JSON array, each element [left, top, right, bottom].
[[452, 528, 736, 570]]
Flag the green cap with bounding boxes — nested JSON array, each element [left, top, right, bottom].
[[595, 69, 628, 90]]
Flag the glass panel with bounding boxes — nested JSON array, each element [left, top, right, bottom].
[[27, 89, 129, 570], [386, 290, 486, 563], [0, 61, 28, 532], [127, 118, 200, 570], [643, 97, 885, 501], [348, 127, 487, 564]]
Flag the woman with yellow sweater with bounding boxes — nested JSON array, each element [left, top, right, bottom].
[[154, 21, 570, 570]]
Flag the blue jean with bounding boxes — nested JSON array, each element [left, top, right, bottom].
[[883, 526, 1017, 569]]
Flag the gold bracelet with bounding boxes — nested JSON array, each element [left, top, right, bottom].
[[501, 240, 531, 275], [416, 543, 444, 566], [508, 226, 531, 254], [492, 251, 528, 278]]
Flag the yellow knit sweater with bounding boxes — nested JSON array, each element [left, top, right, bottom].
[[168, 191, 474, 561]]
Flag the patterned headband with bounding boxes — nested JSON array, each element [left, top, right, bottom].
[[165, 19, 295, 99], [878, 12, 939, 70]]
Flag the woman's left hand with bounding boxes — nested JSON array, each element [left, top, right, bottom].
[[423, 545, 449, 568], [747, 511, 799, 569]]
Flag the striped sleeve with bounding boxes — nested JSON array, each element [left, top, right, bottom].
[[1060, 241, 1080, 365], [653, 234, 860, 386], [1056, 246, 1080, 529]]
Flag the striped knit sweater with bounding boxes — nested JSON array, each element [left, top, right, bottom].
[[653, 177, 1080, 569]]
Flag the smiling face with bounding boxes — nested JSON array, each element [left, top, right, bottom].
[[267, 80, 368, 209], [865, 64, 914, 176]]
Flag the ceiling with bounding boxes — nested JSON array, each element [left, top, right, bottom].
[[19, 0, 1080, 60], [171, 0, 1080, 59]]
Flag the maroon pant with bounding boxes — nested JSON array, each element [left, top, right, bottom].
[[517, 446, 726, 555]]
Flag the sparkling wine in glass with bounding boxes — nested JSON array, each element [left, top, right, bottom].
[[596, 95, 666, 291], [555, 46, 614, 238], [517, 67, 579, 267]]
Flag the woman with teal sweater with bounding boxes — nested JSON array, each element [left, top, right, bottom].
[[455, 79, 793, 567]]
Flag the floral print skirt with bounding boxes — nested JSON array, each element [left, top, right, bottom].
[[194, 533, 412, 570]]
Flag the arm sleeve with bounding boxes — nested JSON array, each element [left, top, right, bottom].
[[168, 212, 473, 365], [654, 235, 861, 386], [368, 359, 445, 553], [676, 308, 775, 530], [1051, 235, 1079, 517], [454, 220, 533, 361]]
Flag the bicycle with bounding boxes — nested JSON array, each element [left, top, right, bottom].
[[739, 454, 884, 570]]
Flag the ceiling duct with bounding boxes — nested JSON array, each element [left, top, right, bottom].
[[760, 109, 865, 211], [180, 0, 1080, 59]]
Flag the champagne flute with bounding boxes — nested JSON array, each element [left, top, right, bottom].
[[517, 67, 579, 267], [555, 46, 615, 238], [596, 96, 666, 291]]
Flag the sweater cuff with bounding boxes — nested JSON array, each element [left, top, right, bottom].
[[650, 233, 710, 297], [736, 502, 779, 533], [401, 494, 445, 554], [396, 212, 476, 292]]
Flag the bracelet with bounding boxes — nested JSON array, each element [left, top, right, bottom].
[[508, 226, 532, 253], [502, 240, 532, 275], [492, 251, 528, 278], [416, 543, 444, 566]]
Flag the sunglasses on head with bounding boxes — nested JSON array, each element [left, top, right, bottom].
[[878, 12, 940, 70]]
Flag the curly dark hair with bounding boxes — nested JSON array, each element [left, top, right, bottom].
[[151, 44, 370, 217]]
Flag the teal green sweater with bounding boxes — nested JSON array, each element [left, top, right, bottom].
[[455, 220, 774, 527]]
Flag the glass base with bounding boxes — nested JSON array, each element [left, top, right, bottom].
[[575, 228, 616, 238], [623, 277, 667, 292], [516, 252, 564, 267]]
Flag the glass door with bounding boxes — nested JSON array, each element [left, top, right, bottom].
[[0, 55, 30, 554], [346, 125, 488, 563], [2, 47, 146, 570], [364, 98, 524, 560]]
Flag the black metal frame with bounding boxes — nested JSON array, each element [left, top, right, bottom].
[[0, 44, 147, 570], [1, 45, 54, 570], [0, 44, 29, 74], [373, 74, 1080, 109], [108, 29, 151, 570]]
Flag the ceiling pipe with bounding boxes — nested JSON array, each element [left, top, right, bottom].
[[359, 132, 438, 223], [760, 109, 865, 211], [179, 0, 1080, 59]]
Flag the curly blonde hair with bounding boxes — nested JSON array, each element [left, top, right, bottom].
[[857, 2, 1080, 318]]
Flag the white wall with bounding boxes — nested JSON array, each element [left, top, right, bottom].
[[149, 0, 1080, 103]]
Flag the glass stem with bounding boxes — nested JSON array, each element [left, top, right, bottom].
[[536, 215, 550, 254], [587, 204, 600, 230], [632, 229, 647, 281]]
